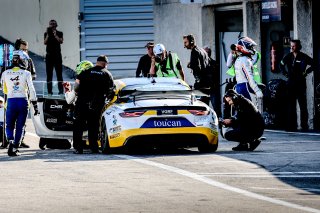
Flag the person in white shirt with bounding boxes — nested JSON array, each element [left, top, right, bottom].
[[0, 96, 4, 146], [1, 52, 39, 156]]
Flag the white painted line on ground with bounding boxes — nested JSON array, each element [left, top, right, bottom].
[[221, 150, 320, 155], [198, 172, 320, 175], [116, 154, 320, 213], [250, 187, 320, 192], [265, 141, 320, 144], [202, 175, 320, 178], [265, 129, 320, 136]]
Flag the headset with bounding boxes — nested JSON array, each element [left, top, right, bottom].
[[183, 34, 195, 45], [224, 89, 238, 102], [188, 34, 195, 45]]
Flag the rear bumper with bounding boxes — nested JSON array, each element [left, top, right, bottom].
[[108, 127, 218, 148]]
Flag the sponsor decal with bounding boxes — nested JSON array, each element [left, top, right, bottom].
[[194, 116, 210, 123], [50, 105, 63, 109], [112, 115, 118, 126], [46, 118, 58, 123], [109, 125, 121, 134], [66, 120, 73, 125], [109, 133, 120, 139], [141, 117, 195, 128]]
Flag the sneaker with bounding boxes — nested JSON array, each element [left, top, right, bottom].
[[19, 142, 30, 148], [232, 143, 249, 151], [73, 149, 83, 154], [249, 139, 261, 151]]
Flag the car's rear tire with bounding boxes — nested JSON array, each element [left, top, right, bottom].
[[100, 120, 110, 154], [198, 141, 218, 153]]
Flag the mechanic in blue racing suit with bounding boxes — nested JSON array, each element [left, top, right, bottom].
[[234, 37, 263, 102], [1, 53, 39, 156]]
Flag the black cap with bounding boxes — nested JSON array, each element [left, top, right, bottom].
[[144, 42, 154, 48], [224, 89, 238, 99], [97, 55, 108, 63]]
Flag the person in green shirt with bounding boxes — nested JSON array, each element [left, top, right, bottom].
[[150, 44, 185, 81]]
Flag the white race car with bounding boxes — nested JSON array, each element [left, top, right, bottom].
[[100, 77, 219, 153]]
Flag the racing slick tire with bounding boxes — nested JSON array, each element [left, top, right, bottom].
[[100, 120, 111, 154], [198, 141, 218, 153]]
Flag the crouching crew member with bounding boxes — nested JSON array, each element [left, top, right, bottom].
[[221, 89, 264, 151], [73, 55, 115, 154]]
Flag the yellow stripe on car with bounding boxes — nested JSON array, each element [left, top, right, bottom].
[[108, 127, 218, 148]]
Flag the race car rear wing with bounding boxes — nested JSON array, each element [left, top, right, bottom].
[[117, 90, 209, 105]]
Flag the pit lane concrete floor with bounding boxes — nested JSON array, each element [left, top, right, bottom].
[[0, 119, 319, 213]]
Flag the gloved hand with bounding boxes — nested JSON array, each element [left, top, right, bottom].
[[256, 90, 263, 99], [31, 101, 40, 116]]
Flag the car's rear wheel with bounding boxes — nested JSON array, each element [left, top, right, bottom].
[[100, 120, 110, 154], [198, 141, 218, 153]]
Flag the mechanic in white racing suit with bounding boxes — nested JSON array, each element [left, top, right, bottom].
[[64, 60, 94, 104], [1, 53, 39, 156], [234, 37, 263, 104]]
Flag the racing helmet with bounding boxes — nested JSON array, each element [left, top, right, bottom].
[[237, 36, 257, 55], [12, 50, 29, 69], [75, 60, 94, 75]]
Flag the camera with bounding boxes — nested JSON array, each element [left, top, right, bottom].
[[47, 27, 54, 37]]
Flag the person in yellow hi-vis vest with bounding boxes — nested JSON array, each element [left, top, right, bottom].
[[149, 44, 185, 81], [226, 44, 262, 84]]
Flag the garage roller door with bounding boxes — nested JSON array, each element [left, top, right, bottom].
[[80, 0, 154, 78]]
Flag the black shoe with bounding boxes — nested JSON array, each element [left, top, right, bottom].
[[39, 140, 46, 150], [249, 139, 261, 151], [232, 143, 249, 151], [19, 142, 30, 148], [73, 149, 83, 154], [8, 142, 20, 157]]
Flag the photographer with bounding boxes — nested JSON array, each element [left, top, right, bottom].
[[44, 19, 64, 95], [221, 89, 264, 151]]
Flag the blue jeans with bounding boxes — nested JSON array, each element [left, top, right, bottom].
[[6, 98, 28, 146]]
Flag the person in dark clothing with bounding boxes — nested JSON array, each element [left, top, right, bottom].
[[221, 89, 264, 151], [204, 45, 220, 116], [44, 19, 63, 95], [136, 42, 154, 77], [183, 34, 213, 105], [73, 55, 115, 154], [279, 40, 314, 131]]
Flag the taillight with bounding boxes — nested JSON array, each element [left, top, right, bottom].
[[188, 109, 209, 116], [119, 111, 145, 117]]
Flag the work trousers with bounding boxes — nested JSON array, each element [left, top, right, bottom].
[[73, 103, 101, 152], [46, 53, 63, 94]]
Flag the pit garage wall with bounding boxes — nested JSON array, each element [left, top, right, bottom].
[[154, 0, 204, 85], [0, 0, 79, 70]]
